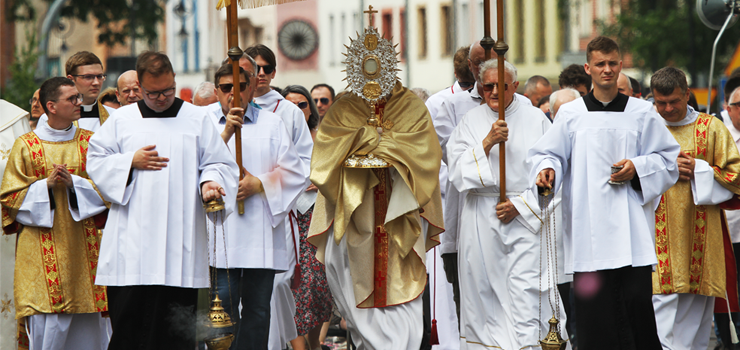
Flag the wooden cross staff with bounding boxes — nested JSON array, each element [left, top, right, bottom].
[[481, 0, 509, 202], [226, 1, 245, 215]]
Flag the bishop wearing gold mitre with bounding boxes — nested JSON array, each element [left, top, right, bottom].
[[0, 77, 109, 350], [650, 67, 740, 350], [307, 6, 444, 349]]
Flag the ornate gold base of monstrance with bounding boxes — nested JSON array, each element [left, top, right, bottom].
[[540, 317, 567, 350]]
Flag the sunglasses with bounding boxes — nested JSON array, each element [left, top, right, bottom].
[[314, 98, 330, 105], [458, 81, 474, 90], [257, 64, 275, 75], [482, 83, 509, 92], [295, 101, 308, 109], [218, 82, 248, 93]]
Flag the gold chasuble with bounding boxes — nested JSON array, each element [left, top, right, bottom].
[[307, 81, 444, 308], [654, 113, 740, 302], [0, 129, 107, 319]]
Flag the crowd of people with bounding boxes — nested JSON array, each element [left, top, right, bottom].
[[3, 32, 740, 350]]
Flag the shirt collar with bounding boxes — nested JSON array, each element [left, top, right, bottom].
[[584, 91, 629, 112], [470, 82, 482, 100], [664, 105, 698, 127], [218, 101, 259, 123]]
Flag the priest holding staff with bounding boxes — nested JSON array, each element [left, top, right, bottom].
[[446, 59, 566, 350]]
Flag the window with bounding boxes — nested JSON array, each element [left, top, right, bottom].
[[330, 15, 335, 66], [535, 0, 546, 62], [514, 0, 524, 63], [459, 3, 469, 48], [418, 7, 427, 58], [441, 5, 453, 56], [400, 8, 407, 61], [382, 10, 393, 40]]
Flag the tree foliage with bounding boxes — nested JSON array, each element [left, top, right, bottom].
[[7, 0, 166, 47], [599, 0, 740, 81], [1, 30, 40, 114]]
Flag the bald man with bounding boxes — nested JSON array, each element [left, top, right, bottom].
[[617, 73, 633, 97], [115, 70, 142, 106]]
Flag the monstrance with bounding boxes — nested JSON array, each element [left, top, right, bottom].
[[342, 5, 401, 169]]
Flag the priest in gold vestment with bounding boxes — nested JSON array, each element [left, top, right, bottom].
[[0, 77, 109, 350], [307, 19, 443, 349], [650, 67, 740, 350]]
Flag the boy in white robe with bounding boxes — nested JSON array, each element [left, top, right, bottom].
[[530, 36, 679, 350], [1, 78, 110, 350], [87, 52, 239, 350], [447, 60, 567, 350], [207, 63, 305, 349]]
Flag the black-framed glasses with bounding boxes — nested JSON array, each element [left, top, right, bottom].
[[295, 101, 308, 109], [313, 98, 330, 105], [257, 64, 275, 75], [459, 81, 474, 90], [141, 86, 176, 100], [730, 102, 740, 108], [482, 83, 509, 92], [71, 74, 107, 82], [217, 83, 248, 94], [54, 93, 83, 104]]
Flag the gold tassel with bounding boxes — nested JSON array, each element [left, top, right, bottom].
[[217, 0, 304, 10]]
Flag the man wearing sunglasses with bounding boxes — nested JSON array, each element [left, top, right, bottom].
[[1, 77, 109, 350], [433, 41, 531, 323], [206, 62, 305, 350], [36, 52, 115, 133], [447, 59, 567, 350], [310, 83, 335, 119], [88, 51, 239, 350]]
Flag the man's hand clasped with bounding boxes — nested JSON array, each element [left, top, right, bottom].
[[677, 151, 695, 181], [47, 164, 74, 188]]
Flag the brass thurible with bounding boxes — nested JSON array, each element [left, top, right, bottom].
[[540, 317, 567, 350]]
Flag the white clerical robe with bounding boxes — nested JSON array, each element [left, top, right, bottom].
[[0, 100, 31, 349], [447, 97, 568, 350], [205, 102, 305, 271], [88, 99, 239, 288], [724, 116, 740, 243], [425, 81, 464, 122], [17, 122, 110, 350], [528, 94, 680, 273], [37, 103, 116, 133]]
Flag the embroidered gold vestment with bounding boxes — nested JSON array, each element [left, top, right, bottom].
[[0, 129, 107, 318], [308, 81, 444, 308], [653, 113, 740, 297]]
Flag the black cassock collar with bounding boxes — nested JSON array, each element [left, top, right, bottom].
[[584, 91, 629, 112], [137, 98, 184, 118]]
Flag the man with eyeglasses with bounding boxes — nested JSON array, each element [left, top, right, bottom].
[[87, 51, 239, 349], [242, 45, 313, 349], [446, 59, 567, 350], [310, 83, 335, 119], [0, 77, 109, 350], [432, 41, 531, 324], [648, 67, 740, 350], [116, 70, 142, 106], [36, 52, 115, 133], [205, 62, 305, 350]]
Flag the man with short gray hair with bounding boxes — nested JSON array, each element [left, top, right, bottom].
[[193, 82, 218, 107], [523, 75, 552, 106], [447, 59, 567, 350], [549, 88, 581, 120]]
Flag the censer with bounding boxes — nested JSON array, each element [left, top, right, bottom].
[[204, 198, 235, 350], [538, 188, 568, 350]]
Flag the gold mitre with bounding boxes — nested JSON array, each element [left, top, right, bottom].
[[342, 5, 401, 104]]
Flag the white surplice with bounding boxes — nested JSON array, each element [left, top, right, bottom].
[[528, 95, 680, 274], [425, 81, 464, 122], [447, 97, 568, 350], [205, 102, 305, 271], [37, 103, 116, 133], [723, 116, 740, 243], [0, 100, 30, 349], [88, 100, 239, 288]]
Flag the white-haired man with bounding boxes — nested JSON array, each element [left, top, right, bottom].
[[116, 70, 142, 106], [523, 75, 553, 106], [193, 82, 218, 107], [549, 88, 581, 120], [447, 59, 568, 350]]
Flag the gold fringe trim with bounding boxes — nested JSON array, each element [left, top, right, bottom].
[[217, 0, 304, 10]]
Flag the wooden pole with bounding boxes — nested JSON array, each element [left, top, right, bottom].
[[481, 0, 508, 203], [226, 2, 245, 215], [494, 0, 508, 203]]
